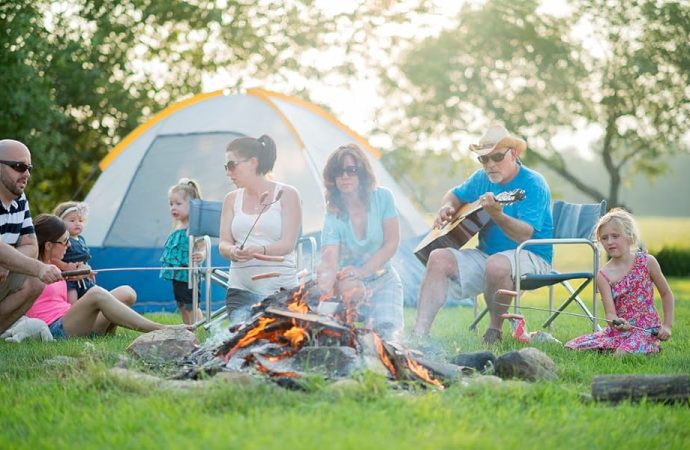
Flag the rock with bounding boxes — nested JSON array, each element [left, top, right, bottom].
[[494, 347, 557, 381], [127, 328, 199, 364], [292, 346, 359, 378], [449, 351, 496, 373]]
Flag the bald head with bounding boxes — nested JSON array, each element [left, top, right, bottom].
[[0, 139, 30, 159], [0, 139, 32, 201]]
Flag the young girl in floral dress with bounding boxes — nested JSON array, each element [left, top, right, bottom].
[[565, 208, 674, 354]]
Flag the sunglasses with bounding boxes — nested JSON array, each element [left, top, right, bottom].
[[224, 159, 249, 171], [51, 236, 70, 246], [477, 148, 512, 165], [335, 166, 359, 177], [0, 160, 33, 174]]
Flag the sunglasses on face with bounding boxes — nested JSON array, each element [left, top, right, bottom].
[[477, 148, 512, 165], [335, 166, 359, 177], [0, 160, 33, 174], [51, 236, 70, 246], [224, 159, 249, 171]]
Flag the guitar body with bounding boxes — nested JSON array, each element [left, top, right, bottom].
[[414, 204, 488, 264], [413, 189, 526, 265]]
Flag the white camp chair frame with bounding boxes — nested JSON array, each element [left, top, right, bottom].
[[468, 200, 606, 333]]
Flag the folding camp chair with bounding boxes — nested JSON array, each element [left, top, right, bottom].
[[469, 200, 607, 332], [187, 199, 317, 329], [187, 199, 222, 325]]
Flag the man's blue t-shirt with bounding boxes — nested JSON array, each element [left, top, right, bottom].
[[321, 187, 399, 269], [452, 165, 553, 264]]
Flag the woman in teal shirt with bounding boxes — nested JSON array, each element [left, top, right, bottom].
[[317, 144, 403, 340]]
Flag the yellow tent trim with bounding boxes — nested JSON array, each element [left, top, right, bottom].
[[98, 90, 224, 170], [247, 88, 381, 159], [99, 88, 380, 171]]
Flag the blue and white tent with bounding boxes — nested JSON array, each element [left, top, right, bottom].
[[83, 88, 428, 312]]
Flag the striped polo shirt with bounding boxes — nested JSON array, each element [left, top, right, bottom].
[[0, 193, 35, 246]]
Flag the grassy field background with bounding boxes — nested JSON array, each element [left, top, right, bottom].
[[1, 217, 688, 449]]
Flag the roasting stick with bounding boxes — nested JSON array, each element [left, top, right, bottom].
[[61, 268, 93, 278], [494, 289, 659, 336]]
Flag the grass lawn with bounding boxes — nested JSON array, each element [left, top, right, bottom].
[[1, 278, 688, 450], [1, 217, 689, 449]]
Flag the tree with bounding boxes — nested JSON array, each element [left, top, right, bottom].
[[381, 0, 690, 209], [1, 0, 442, 212]]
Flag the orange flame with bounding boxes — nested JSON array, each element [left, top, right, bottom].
[[373, 333, 397, 378], [406, 357, 444, 389], [287, 300, 309, 314], [286, 284, 310, 314], [256, 362, 299, 378], [226, 317, 276, 359], [283, 326, 308, 349]]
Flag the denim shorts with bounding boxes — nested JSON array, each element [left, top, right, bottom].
[[48, 318, 68, 340]]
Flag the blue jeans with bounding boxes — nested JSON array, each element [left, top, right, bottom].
[[48, 318, 68, 340]]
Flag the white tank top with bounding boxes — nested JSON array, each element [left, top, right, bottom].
[[228, 184, 298, 295]]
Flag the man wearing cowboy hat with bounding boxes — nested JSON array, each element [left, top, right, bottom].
[[413, 124, 553, 345]]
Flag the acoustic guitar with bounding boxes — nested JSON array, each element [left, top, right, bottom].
[[413, 189, 526, 264]]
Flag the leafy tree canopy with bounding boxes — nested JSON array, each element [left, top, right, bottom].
[[0, 0, 340, 211], [383, 0, 690, 209]]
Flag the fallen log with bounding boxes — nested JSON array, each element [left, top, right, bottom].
[[592, 374, 690, 404]]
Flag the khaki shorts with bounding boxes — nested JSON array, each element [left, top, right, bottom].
[[0, 272, 28, 302], [447, 248, 551, 301]]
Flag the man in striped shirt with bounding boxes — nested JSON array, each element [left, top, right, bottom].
[[0, 139, 63, 334]]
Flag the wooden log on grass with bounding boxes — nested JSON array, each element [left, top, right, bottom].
[[592, 375, 690, 404]]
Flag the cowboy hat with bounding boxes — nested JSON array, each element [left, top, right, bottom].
[[469, 124, 527, 157]]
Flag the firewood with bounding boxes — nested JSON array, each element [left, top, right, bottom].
[[592, 375, 690, 404]]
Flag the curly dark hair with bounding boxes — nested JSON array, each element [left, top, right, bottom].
[[323, 144, 377, 217]]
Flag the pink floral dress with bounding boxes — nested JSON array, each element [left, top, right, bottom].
[[565, 252, 661, 354]]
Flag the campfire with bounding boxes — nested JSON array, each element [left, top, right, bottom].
[[176, 280, 466, 388]]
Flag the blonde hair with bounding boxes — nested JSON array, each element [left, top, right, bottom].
[[168, 178, 202, 227], [53, 201, 89, 220], [595, 207, 640, 248], [168, 178, 202, 202]]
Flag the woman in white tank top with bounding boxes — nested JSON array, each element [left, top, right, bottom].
[[218, 135, 302, 324]]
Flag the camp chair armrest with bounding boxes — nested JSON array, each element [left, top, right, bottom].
[[514, 238, 600, 290], [513, 237, 601, 326]]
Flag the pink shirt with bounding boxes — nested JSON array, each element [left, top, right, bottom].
[[26, 280, 71, 326]]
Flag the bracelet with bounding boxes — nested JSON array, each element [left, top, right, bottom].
[[262, 245, 266, 255]]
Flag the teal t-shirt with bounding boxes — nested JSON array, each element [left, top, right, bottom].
[[452, 165, 553, 264], [160, 228, 190, 282], [321, 187, 399, 269]]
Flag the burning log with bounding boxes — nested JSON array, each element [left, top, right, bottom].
[[176, 280, 457, 388]]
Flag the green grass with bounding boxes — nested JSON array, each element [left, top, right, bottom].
[[2, 280, 689, 450], [2, 217, 689, 450]]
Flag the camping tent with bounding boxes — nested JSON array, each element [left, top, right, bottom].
[[83, 88, 429, 312]]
